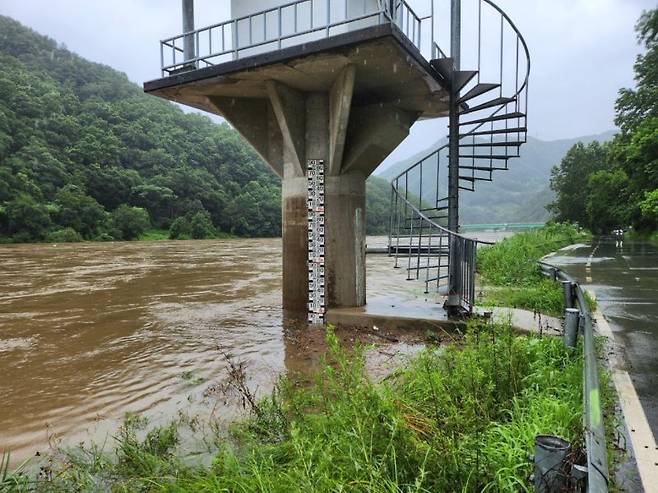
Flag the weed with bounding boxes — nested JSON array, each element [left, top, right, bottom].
[[19, 324, 598, 492], [477, 223, 589, 315]]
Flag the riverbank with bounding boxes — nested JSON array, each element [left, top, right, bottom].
[[3, 322, 600, 492], [0, 227, 620, 491]]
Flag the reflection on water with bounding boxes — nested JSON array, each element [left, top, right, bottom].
[[548, 238, 658, 439], [0, 237, 434, 464]]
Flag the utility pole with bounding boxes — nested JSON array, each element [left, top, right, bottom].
[[446, 0, 461, 314], [182, 0, 196, 66]]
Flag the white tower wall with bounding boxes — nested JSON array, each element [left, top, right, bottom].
[[230, 0, 384, 56]]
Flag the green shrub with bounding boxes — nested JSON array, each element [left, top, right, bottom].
[[46, 227, 83, 243], [111, 205, 150, 240]]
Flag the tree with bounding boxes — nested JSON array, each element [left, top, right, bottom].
[[615, 9, 658, 134], [548, 142, 610, 226], [169, 217, 191, 240], [585, 169, 630, 233], [190, 211, 217, 239], [54, 185, 107, 239], [111, 205, 150, 240], [4, 194, 51, 241], [639, 189, 658, 229]]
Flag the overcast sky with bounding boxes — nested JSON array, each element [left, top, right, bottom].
[[1, 0, 654, 164]]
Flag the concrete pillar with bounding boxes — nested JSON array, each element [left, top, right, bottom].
[[208, 71, 417, 319], [325, 172, 366, 307], [282, 175, 308, 316]]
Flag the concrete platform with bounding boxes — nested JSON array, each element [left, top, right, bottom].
[[326, 300, 463, 332]]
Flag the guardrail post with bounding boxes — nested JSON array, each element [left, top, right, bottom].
[[564, 308, 579, 348], [562, 280, 574, 309]]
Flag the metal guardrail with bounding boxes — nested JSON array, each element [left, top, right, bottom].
[[160, 0, 431, 75], [538, 261, 609, 493]]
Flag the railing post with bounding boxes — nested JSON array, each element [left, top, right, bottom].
[[562, 280, 574, 309], [450, 0, 461, 69], [564, 307, 579, 348], [445, 0, 461, 315], [232, 20, 239, 60], [430, 0, 434, 58], [182, 0, 196, 66]]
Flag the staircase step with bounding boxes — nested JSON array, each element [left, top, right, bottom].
[[457, 83, 500, 104], [429, 57, 455, 79], [458, 166, 507, 172], [428, 59, 477, 92], [454, 71, 479, 91], [459, 176, 493, 182], [460, 97, 516, 115], [459, 111, 525, 126], [460, 127, 527, 137], [459, 141, 524, 148], [458, 154, 512, 160]]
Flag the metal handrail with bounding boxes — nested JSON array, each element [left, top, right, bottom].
[[390, 191, 481, 310], [538, 261, 609, 493], [159, 0, 428, 75], [388, 0, 531, 313]]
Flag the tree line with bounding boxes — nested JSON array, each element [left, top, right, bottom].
[[548, 8, 657, 235], [0, 16, 392, 244]]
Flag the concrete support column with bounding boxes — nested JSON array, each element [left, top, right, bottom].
[[280, 91, 366, 316], [282, 175, 308, 317], [211, 72, 417, 318], [325, 172, 366, 308]]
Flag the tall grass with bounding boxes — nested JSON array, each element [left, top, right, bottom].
[[477, 223, 589, 315], [14, 324, 591, 492]]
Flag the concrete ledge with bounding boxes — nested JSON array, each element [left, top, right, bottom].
[[326, 302, 464, 332]]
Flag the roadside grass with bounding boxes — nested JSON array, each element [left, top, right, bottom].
[[5, 324, 594, 492], [476, 223, 590, 316]]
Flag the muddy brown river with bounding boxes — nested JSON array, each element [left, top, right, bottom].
[[1, 237, 444, 465]]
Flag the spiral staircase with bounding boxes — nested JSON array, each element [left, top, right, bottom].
[[387, 0, 530, 314]]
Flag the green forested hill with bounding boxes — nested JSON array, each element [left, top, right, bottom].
[[0, 15, 396, 242], [0, 16, 284, 242]]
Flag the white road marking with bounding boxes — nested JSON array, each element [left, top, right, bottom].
[[591, 298, 658, 490]]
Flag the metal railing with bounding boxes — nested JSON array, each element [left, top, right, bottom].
[[388, 189, 482, 311], [160, 0, 431, 75], [538, 261, 609, 493], [388, 0, 530, 313]]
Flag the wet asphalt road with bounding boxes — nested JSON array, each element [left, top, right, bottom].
[[550, 237, 658, 441]]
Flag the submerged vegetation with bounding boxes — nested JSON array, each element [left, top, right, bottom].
[[3, 324, 594, 492], [477, 223, 589, 316]]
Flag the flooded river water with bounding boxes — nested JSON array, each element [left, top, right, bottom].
[[1, 237, 437, 464]]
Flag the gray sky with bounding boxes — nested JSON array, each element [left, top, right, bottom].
[[1, 0, 654, 165]]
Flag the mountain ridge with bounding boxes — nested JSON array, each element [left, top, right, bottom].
[[375, 130, 617, 224]]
